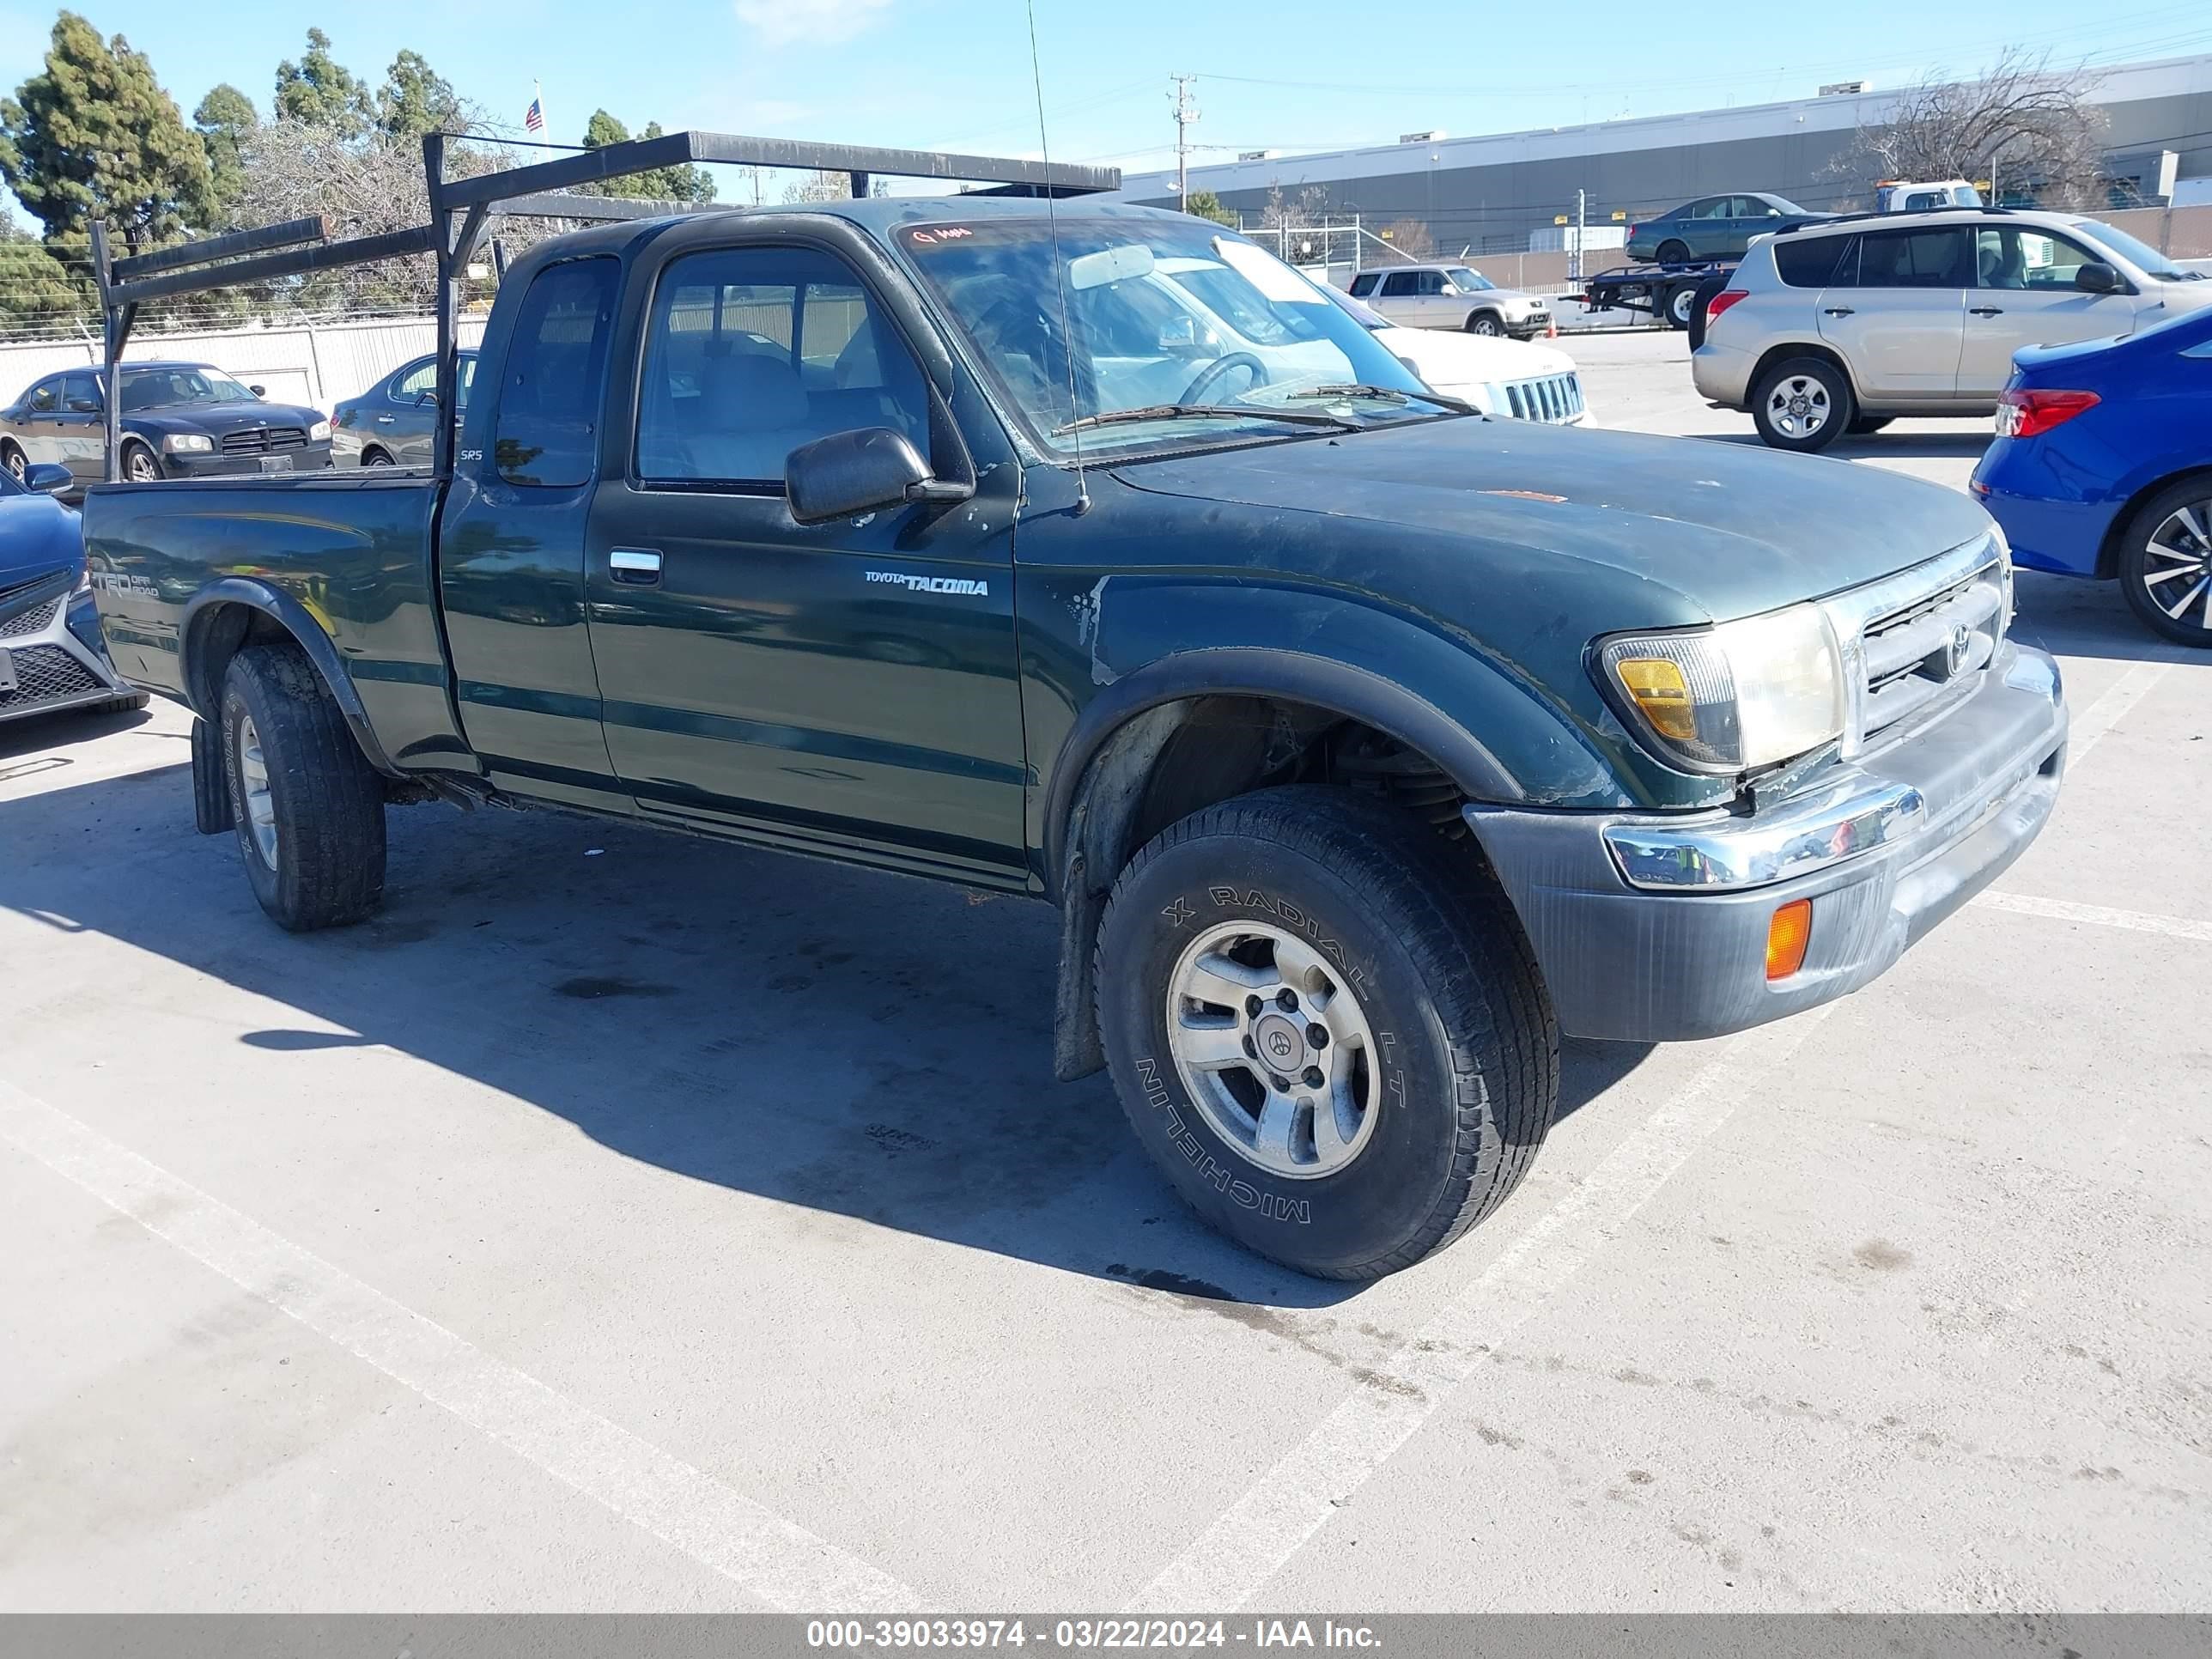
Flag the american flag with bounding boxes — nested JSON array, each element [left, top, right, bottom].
[[524, 89, 544, 133]]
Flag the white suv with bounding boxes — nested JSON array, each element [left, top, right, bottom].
[[1693, 207, 2212, 450]]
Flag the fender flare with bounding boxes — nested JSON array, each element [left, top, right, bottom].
[[179, 577, 404, 778], [1041, 645, 1528, 903]]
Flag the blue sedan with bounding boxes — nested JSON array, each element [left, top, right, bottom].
[[1972, 306, 2212, 645]]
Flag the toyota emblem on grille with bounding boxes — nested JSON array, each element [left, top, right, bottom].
[[1944, 623, 1972, 677]]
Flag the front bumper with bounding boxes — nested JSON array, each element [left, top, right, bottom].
[[0, 578, 133, 724], [1465, 641, 2068, 1042], [161, 442, 335, 479]]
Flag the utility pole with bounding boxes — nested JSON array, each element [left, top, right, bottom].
[[1170, 74, 1199, 211], [1573, 187, 1587, 283]]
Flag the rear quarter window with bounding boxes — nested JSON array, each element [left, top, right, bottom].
[[1772, 235, 1850, 289], [494, 257, 618, 487]]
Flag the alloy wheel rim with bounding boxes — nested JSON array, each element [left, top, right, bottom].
[[1766, 375, 1830, 439], [129, 452, 157, 481], [1164, 920, 1379, 1181], [237, 713, 278, 869], [4, 450, 20, 478], [2143, 501, 2212, 630]]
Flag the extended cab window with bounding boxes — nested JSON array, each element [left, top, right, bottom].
[[495, 258, 617, 487], [1850, 228, 1972, 289], [635, 245, 928, 487]]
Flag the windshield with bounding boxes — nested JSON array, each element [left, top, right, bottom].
[[1445, 266, 1494, 293], [2076, 218, 2197, 282], [119, 367, 259, 412], [900, 217, 1444, 455]]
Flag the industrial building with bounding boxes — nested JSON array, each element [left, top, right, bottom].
[[1115, 52, 2212, 257]]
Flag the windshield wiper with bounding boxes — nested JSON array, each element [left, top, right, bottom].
[[1291, 382, 1479, 414], [1051, 403, 1360, 436]]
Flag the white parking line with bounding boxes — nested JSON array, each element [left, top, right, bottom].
[[1126, 1009, 1837, 1613], [0, 1079, 928, 1615], [1972, 890, 2212, 942], [2064, 661, 2169, 761]]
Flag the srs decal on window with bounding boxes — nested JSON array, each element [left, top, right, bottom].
[[866, 570, 990, 597]]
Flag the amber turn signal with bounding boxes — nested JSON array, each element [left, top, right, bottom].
[[1765, 898, 1813, 981]]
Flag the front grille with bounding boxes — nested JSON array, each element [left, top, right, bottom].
[[0, 598, 58, 639], [1502, 372, 1585, 423], [1822, 536, 2008, 755], [219, 427, 308, 454], [0, 642, 100, 708]]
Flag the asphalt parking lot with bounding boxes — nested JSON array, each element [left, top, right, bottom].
[[3, 329, 2207, 1614]]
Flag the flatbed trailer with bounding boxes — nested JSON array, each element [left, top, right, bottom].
[[1581, 260, 1734, 331]]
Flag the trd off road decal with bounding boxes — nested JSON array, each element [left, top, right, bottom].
[[1135, 1057, 1310, 1225]]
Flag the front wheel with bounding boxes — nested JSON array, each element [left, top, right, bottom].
[[222, 642, 387, 931], [1465, 311, 1504, 337], [1095, 786, 1559, 1279], [1665, 283, 1700, 330], [1751, 356, 1852, 452], [2119, 477, 2212, 647], [121, 441, 161, 483]]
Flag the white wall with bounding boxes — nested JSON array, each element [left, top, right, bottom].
[[0, 314, 489, 416]]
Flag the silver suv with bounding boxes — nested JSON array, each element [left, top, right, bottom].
[[1346, 264, 1552, 337], [1693, 207, 2212, 450]]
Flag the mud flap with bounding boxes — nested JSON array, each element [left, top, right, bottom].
[[191, 716, 233, 836]]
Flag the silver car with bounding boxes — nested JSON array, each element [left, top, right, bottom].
[[1345, 264, 1552, 337], [1694, 207, 2212, 450]]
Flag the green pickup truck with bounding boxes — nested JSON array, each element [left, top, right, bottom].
[[85, 188, 2068, 1279]]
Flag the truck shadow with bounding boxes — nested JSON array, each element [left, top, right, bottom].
[[3, 761, 1647, 1310]]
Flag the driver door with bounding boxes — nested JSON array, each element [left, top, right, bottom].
[[580, 234, 1030, 884]]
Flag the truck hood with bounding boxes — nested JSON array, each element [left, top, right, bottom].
[[1114, 416, 1994, 623]]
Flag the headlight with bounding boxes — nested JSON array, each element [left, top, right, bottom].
[[161, 433, 213, 454], [1595, 603, 1844, 773], [309, 419, 331, 442]]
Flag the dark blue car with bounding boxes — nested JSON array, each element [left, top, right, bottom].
[[0, 459, 143, 724], [1972, 305, 2212, 645]]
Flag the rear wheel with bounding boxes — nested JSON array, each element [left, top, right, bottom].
[[1665, 283, 1701, 330], [2, 444, 23, 481], [1656, 239, 1691, 265], [1751, 356, 1852, 453], [2118, 477, 2212, 647], [1095, 785, 1559, 1280], [362, 447, 393, 468], [221, 642, 387, 931], [1465, 311, 1504, 337]]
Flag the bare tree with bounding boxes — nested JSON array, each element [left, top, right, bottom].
[[1838, 50, 2111, 209], [1379, 217, 1435, 258]]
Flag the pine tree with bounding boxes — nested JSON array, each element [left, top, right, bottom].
[[194, 83, 258, 213], [377, 50, 462, 143], [274, 28, 373, 141], [581, 110, 714, 204], [0, 12, 215, 256]]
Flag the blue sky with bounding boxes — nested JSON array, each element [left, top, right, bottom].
[[3, 0, 2210, 199]]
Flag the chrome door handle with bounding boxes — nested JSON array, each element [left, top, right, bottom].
[[1969, 306, 2004, 317], [374, 414, 396, 424], [1823, 307, 1855, 317], [609, 547, 663, 586]]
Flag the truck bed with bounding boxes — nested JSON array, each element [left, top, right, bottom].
[[83, 472, 468, 771]]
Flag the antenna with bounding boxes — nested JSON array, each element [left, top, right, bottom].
[[1025, 0, 1090, 515]]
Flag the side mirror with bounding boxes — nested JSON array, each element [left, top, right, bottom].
[[66, 397, 100, 413], [248, 384, 266, 398], [2075, 262, 2124, 295], [786, 427, 968, 526], [23, 462, 72, 494]]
